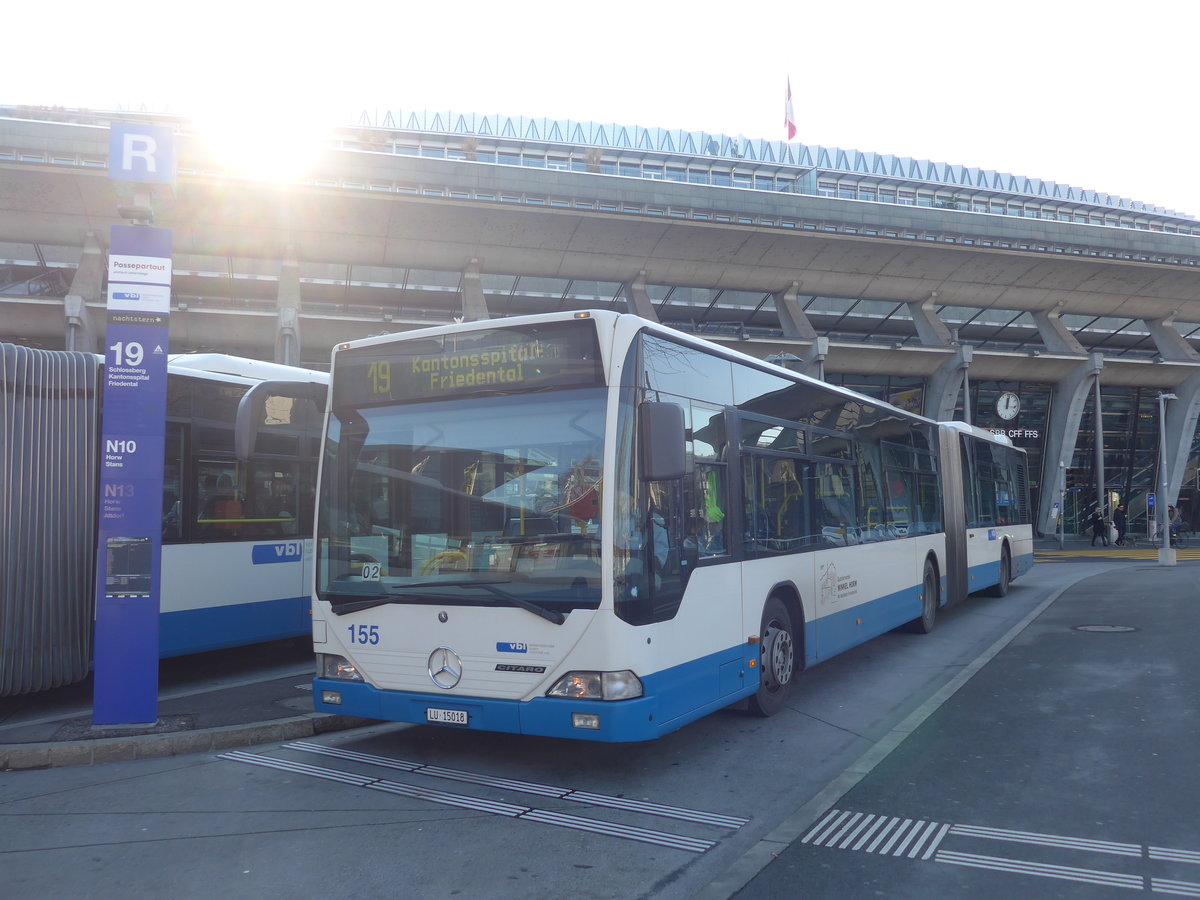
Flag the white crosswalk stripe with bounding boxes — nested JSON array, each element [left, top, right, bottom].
[[283, 740, 748, 828], [220, 746, 746, 854], [800, 808, 1200, 896]]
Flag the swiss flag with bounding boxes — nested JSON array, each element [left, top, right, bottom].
[[784, 77, 797, 141]]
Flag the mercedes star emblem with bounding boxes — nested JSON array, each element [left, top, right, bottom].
[[427, 647, 463, 689]]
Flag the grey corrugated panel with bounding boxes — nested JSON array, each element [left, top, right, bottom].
[[1, 344, 99, 695]]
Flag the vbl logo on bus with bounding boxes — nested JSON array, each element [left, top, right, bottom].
[[251, 542, 304, 565]]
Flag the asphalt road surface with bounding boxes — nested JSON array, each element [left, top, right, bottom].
[[7, 560, 1183, 900]]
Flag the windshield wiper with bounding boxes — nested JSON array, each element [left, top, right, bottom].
[[470, 582, 566, 625], [327, 580, 505, 616], [328, 579, 566, 625], [325, 590, 389, 606]]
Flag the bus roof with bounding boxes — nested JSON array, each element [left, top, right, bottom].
[[167, 353, 328, 386]]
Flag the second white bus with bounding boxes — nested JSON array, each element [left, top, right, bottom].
[[1, 345, 327, 696]]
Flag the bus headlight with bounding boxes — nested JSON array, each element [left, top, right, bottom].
[[547, 670, 643, 701], [318, 653, 364, 682]]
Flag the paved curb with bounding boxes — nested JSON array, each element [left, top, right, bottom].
[[0, 714, 371, 772]]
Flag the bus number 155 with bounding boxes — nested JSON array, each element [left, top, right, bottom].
[[348, 625, 380, 645]]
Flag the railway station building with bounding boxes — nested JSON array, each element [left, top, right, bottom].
[[3, 104, 1200, 537]]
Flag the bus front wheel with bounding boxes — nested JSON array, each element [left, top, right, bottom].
[[748, 596, 796, 717]]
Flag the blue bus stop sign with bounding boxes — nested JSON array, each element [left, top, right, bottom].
[[92, 224, 172, 726], [108, 124, 175, 185]]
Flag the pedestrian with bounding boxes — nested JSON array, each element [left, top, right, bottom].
[[1113, 505, 1127, 546], [1089, 507, 1108, 546], [1168, 504, 1182, 546]]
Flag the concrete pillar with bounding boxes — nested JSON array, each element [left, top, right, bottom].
[[1032, 304, 1086, 355], [623, 271, 658, 321], [803, 336, 830, 380], [63, 232, 104, 353], [925, 345, 972, 421], [1162, 371, 1200, 509], [774, 282, 818, 341], [1037, 352, 1103, 534], [908, 292, 953, 347], [1140, 313, 1200, 514], [462, 258, 490, 322], [767, 337, 829, 380], [1145, 312, 1200, 362], [275, 249, 301, 367]]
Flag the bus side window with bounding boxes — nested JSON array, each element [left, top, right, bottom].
[[163, 495, 182, 541], [248, 462, 302, 537], [695, 464, 726, 556], [197, 466, 245, 540], [812, 462, 857, 545], [162, 425, 185, 542], [690, 403, 727, 558]]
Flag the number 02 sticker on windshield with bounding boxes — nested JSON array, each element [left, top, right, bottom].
[[360, 562, 381, 580]]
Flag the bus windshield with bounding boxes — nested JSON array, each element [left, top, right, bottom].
[[318, 387, 606, 617]]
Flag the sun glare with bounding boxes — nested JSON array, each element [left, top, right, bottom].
[[195, 110, 333, 183]]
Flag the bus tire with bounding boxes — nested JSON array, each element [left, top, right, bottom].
[[983, 545, 1011, 597], [748, 596, 796, 717], [904, 558, 939, 634]]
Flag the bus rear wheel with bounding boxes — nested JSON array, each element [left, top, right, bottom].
[[904, 559, 939, 634], [983, 546, 1011, 597], [748, 596, 796, 717]]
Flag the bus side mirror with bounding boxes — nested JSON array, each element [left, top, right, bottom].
[[640, 401, 686, 481], [235, 380, 328, 462]]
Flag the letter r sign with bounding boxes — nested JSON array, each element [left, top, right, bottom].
[[108, 124, 175, 185]]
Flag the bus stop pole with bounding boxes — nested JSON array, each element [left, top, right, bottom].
[[93, 124, 175, 726]]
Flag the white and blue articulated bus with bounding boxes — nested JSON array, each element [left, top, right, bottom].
[[307, 311, 1032, 741], [0, 345, 326, 696]]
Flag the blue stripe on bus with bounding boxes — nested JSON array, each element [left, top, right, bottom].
[[807, 581, 925, 662], [313, 642, 762, 743], [966, 551, 1034, 594], [968, 559, 1000, 592], [159, 595, 310, 657]]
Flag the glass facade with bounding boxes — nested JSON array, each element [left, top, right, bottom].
[[1069, 388, 1200, 536]]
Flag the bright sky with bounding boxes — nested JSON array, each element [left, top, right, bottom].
[[12, 0, 1200, 217]]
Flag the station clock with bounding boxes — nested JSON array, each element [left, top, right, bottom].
[[995, 391, 1021, 421]]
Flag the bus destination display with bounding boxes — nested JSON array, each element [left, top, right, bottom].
[[334, 321, 602, 406]]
